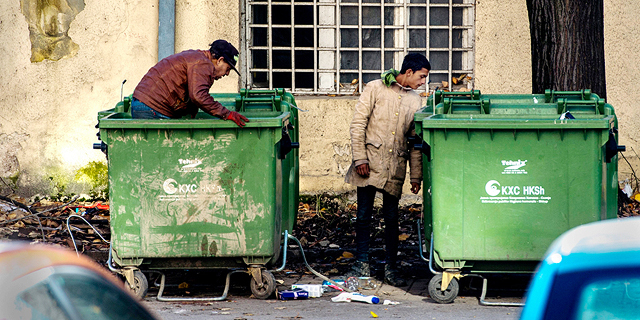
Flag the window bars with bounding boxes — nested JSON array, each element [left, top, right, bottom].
[[244, 0, 474, 95]]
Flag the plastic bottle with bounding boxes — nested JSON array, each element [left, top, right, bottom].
[[349, 293, 380, 304], [330, 292, 380, 304], [330, 292, 352, 303]]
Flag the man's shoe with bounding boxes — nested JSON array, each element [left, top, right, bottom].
[[384, 265, 407, 287], [346, 260, 371, 278]]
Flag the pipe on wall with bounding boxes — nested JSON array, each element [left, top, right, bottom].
[[158, 0, 175, 61]]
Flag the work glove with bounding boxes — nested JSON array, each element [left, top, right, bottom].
[[227, 111, 249, 127], [356, 163, 370, 178]]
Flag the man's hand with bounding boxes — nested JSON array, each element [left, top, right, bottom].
[[411, 182, 421, 194], [227, 111, 249, 127], [356, 163, 370, 177]]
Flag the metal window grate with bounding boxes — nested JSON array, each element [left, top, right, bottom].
[[243, 0, 475, 95]]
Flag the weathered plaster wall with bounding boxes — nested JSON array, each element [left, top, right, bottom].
[[175, 0, 240, 92], [0, 0, 240, 195], [474, 0, 532, 94], [604, 1, 640, 182]]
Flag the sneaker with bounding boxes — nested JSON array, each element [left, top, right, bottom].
[[384, 265, 407, 287], [346, 260, 370, 278]]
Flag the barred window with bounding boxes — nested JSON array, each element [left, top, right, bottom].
[[243, 0, 475, 95]]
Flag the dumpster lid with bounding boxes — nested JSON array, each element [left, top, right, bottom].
[[97, 111, 291, 129]]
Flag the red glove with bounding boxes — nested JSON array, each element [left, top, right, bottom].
[[411, 182, 421, 194], [227, 111, 249, 127]]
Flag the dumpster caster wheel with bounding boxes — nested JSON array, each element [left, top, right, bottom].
[[128, 270, 149, 299], [428, 274, 459, 304], [250, 270, 276, 300]]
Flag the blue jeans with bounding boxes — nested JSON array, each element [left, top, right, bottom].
[[130, 98, 171, 119], [355, 186, 400, 268]]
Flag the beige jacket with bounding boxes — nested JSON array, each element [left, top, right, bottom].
[[344, 79, 423, 198]]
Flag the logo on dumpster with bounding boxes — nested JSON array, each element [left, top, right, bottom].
[[501, 160, 528, 175], [485, 180, 501, 196], [179, 158, 203, 172], [162, 178, 224, 195], [481, 179, 550, 204], [163, 178, 179, 194]]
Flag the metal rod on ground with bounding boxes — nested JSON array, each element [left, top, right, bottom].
[[156, 270, 244, 302], [66, 214, 110, 256], [478, 278, 524, 307], [286, 234, 354, 292]]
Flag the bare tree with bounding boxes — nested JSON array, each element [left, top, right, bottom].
[[527, 0, 607, 99]]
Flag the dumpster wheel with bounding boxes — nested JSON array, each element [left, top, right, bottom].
[[249, 269, 276, 300], [428, 274, 459, 304], [124, 269, 149, 299]]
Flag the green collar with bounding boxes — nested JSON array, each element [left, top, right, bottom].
[[381, 69, 400, 87]]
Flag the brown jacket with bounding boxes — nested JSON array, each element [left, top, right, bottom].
[[133, 50, 231, 119], [344, 79, 423, 198]]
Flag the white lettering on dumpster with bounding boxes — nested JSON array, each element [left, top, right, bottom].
[[481, 180, 550, 204], [178, 158, 203, 172], [501, 160, 528, 175], [160, 178, 226, 201]]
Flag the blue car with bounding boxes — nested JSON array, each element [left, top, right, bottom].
[[520, 216, 640, 320]]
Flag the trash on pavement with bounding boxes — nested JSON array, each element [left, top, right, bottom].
[[331, 292, 380, 304], [291, 284, 323, 297], [278, 288, 309, 300]]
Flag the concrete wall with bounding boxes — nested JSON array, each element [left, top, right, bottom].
[[1, 0, 639, 198]]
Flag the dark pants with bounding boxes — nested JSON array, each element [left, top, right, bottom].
[[355, 185, 400, 268], [130, 98, 171, 119]]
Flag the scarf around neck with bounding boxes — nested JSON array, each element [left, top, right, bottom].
[[381, 69, 400, 87]]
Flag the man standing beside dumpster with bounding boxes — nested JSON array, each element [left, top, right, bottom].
[[345, 53, 430, 287], [131, 39, 249, 127]]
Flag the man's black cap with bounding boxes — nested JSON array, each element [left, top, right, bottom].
[[210, 40, 240, 75]]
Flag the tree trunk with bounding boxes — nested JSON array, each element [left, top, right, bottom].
[[527, 0, 607, 100]]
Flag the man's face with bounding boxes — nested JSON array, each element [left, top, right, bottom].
[[405, 68, 430, 90], [213, 57, 232, 80]]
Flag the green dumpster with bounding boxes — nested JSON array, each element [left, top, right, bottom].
[[94, 89, 299, 300], [414, 89, 623, 303]]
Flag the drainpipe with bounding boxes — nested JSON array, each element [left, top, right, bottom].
[[158, 0, 176, 61]]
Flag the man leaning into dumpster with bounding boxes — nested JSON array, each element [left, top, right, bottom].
[[345, 53, 430, 287], [130, 39, 249, 127]]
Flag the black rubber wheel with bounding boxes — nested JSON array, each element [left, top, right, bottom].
[[250, 270, 276, 300], [127, 270, 149, 299], [428, 274, 459, 304]]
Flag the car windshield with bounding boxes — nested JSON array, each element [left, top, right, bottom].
[[575, 277, 640, 320]]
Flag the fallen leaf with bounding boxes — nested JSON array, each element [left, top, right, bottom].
[[371, 311, 379, 318]]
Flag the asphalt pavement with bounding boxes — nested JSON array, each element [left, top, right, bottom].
[[142, 274, 524, 320]]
